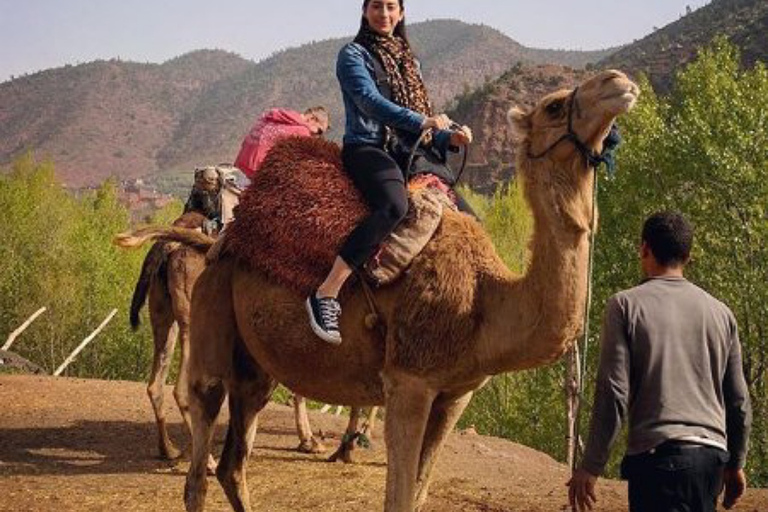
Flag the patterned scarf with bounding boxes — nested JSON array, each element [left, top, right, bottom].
[[354, 25, 433, 124]]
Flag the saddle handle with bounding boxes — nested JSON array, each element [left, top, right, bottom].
[[405, 124, 469, 185]]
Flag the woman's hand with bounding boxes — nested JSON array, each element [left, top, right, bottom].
[[450, 125, 473, 146], [421, 114, 452, 131]]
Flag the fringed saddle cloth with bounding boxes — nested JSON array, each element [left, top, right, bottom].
[[220, 136, 457, 295]]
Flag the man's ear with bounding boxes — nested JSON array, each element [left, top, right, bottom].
[[639, 241, 652, 259]]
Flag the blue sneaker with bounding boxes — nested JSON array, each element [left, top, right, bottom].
[[306, 293, 342, 345]]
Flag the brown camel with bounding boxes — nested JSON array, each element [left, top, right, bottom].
[[120, 178, 374, 462], [130, 70, 638, 511]]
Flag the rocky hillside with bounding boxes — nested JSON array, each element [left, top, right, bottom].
[[446, 0, 767, 193], [598, 0, 767, 92], [446, 64, 589, 193], [0, 50, 251, 186], [0, 20, 611, 187]]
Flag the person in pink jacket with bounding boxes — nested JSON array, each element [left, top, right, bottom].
[[235, 106, 329, 178]]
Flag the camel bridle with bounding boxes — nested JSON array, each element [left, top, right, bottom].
[[526, 87, 619, 170]]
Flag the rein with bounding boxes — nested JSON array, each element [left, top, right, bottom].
[[571, 166, 599, 476], [524, 87, 613, 477], [405, 123, 469, 185]]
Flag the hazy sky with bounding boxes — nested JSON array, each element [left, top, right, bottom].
[[0, 0, 709, 82]]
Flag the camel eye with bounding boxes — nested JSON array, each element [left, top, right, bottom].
[[545, 100, 564, 117]]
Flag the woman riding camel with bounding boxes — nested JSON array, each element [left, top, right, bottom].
[[306, 0, 473, 345]]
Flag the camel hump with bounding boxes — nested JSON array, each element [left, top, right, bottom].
[[223, 137, 364, 294], [222, 136, 456, 294]]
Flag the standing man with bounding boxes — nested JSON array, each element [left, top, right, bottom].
[[568, 211, 752, 512]]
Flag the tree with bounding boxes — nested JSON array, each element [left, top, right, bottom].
[[588, 38, 768, 483]]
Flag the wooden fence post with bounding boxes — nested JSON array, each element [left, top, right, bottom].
[[2, 307, 47, 351], [53, 309, 118, 377]]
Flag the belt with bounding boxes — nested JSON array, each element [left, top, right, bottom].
[[648, 440, 707, 455]]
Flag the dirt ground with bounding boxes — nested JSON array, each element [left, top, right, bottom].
[[0, 375, 765, 512]]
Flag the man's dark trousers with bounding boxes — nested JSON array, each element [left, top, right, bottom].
[[620, 441, 730, 512]]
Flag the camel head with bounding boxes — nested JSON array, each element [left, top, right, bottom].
[[508, 70, 639, 233]]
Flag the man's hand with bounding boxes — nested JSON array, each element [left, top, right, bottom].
[[722, 468, 746, 509], [567, 468, 598, 512], [449, 125, 473, 146], [421, 114, 452, 131]]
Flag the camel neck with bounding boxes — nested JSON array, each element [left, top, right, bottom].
[[477, 194, 593, 376]]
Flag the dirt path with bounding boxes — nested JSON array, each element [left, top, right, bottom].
[[1, 375, 765, 512]]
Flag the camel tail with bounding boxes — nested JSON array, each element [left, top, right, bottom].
[[130, 243, 165, 330], [114, 226, 215, 252]]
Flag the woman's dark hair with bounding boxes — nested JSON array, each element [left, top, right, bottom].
[[359, 0, 410, 45], [641, 211, 693, 266]]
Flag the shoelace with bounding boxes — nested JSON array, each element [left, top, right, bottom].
[[317, 298, 341, 331]]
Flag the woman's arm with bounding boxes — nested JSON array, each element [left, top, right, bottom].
[[336, 44, 425, 133]]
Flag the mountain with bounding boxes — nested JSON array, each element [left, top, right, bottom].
[[0, 20, 612, 187], [0, 50, 251, 185], [157, 20, 614, 177], [598, 0, 767, 91], [444, 0, 767, 193], [446, 64, 590, 193]]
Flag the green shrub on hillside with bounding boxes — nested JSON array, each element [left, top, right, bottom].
[[0, 154, 182, 380]]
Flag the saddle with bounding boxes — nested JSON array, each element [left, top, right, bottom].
[[219, 136, 456, 295]]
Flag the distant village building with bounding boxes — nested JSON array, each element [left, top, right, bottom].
[[118, 178, 176, 217]]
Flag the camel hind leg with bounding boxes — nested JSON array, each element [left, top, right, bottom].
[[293, 394, 327, 454], [146, 280, 183, 460], [217, 339, 276, 512], [184, 373, 226, 512]]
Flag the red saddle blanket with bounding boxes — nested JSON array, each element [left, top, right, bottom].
[[224, 137, 366, 294], [223, 136, 450, 295]]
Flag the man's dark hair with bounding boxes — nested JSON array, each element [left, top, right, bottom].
[[641, 211, 693, 266]]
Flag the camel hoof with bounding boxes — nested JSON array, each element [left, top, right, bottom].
[[327, 445, 354, 464], [297, 438, 327, 454], [160, 444, 183, 461]]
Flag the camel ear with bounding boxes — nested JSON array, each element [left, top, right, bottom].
[[508, 106, 531, 143]]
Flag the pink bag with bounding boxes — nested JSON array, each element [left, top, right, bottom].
[[234, 109, 312, 177]]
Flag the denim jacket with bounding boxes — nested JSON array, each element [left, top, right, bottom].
[[336, 42, 453, 158]]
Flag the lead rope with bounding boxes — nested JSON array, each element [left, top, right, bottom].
[[357, 271, 387, 341], [571, 167, 599, 476]]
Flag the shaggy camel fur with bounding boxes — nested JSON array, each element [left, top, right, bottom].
[[128, 70, 638, 512], [120, 208, 375, 461]]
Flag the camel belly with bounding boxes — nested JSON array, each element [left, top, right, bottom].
[[232, 269, 386, 406]]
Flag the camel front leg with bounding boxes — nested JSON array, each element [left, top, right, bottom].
[[382, 371, 436, 512], [414, 391, 473, 511], [361, 406, 379, 439], [293, 394, 326, 454]]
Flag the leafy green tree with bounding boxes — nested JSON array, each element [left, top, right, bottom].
[[0, 155, 182, 380], [587, 38, 768, 483]]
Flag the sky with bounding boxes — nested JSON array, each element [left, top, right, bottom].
[[0, 0, 710, 82]]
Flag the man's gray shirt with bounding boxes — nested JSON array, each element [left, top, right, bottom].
[[581, 277, 752, 476]]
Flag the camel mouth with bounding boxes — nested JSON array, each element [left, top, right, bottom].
[[600, 85, 639, 112]]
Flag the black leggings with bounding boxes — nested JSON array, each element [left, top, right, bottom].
[[339, 143, 476, 270], [340, 144, 408, 269]]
